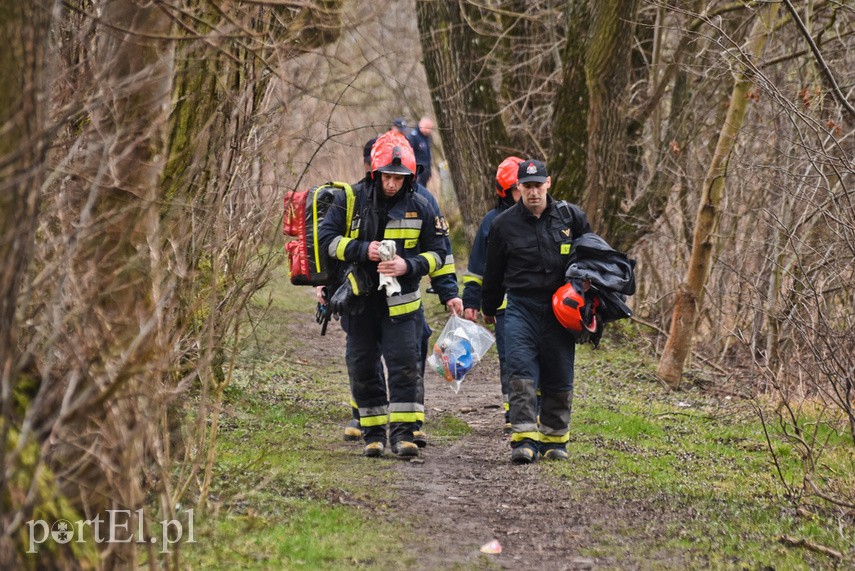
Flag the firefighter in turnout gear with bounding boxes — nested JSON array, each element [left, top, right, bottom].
[[462, 156, 523, 433], [482, 159, 591, 464], [340, 130, 461, 446], [318, 133, 450, 458]]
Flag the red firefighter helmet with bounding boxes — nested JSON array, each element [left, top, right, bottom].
[[552, 282, 598, 333], [370, 131, 416, 176], [495, 156, 523, 197]]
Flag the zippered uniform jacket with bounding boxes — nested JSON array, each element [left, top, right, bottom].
[[318, 176, 449, 317], [482, 197, 591, 316]]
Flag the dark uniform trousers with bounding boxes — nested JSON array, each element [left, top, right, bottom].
[[504, 292, 575, 449], [494, 310, 510, 414], [343, 294, 424, 445]]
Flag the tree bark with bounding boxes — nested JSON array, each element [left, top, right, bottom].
[[56, 1, 174, 564], [549, 0, 589, 203], [657, 2, 781, 388], [416, 0, 512, 240], [0, 1, 53, 564], [583, 0, 639, 241]]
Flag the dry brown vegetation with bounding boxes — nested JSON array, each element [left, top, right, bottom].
[[1, 0, 853, 567]]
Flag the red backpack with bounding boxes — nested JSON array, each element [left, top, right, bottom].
[[283, 182, 356, 286]]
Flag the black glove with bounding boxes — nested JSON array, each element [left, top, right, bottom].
[[328, 264, 376, 316], [329, 278, 364, 315]]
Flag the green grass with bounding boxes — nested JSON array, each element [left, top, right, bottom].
[[544, 339, 855, 569], [181, 267, 413, 570], [181, 265, 855, 570]]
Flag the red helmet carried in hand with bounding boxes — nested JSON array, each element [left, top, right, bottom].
[[371, 131, 416, 176], [552, 282, 598, 333], [495, 156, 523, 197]]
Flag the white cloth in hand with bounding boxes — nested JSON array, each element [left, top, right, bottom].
[[378, 240, 401, 296]]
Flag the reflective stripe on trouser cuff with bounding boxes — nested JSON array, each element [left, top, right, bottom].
[[503, 400, 510, 412], [510, 431, 540, 443], [390, 411, 425, 423], [359, 405, 388, 427], [498, 294, 508, 310], [387, 290, 421, 316], [389, 402, 424, 424], [360, 414, 388, 428], [349, 398, 358, 409], [538, 431, 570, 444]]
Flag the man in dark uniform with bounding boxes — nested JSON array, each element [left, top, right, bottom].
[[319, 133, 449, 458], [406, 116, 434, 187], [462, 156, 523, 433], [481, 159, 591, 464]]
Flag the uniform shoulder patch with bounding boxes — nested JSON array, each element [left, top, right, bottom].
[[561, 228, 571, 237], [435, 216, 449, 234]]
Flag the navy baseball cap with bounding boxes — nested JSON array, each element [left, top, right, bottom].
[[517, 159, 549, 184], [392, 117, 407, 130]]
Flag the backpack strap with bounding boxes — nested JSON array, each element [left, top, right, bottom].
[[554, 200, 585, 239], [318, 181, 356, 238]]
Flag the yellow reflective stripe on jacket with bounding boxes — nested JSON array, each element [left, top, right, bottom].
[[498, 294, 508, 310], [462, 273, 483, 286], [384, 219, 422, 241], [328, 235, 354, 261], [510, 431, 540, 443], [387, 290, 421, 316], [383, 228, 421, 240], [430, 254, 456, 278], [347, 272, 360, 295], [419, 251, 442, 274]]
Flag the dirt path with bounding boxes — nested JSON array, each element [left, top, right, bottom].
[[309, 298, 612, 570], [396, 358, 602, 571]]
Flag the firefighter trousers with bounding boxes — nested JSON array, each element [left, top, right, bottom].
[[342, 294, 424, 445], [504, 292, 575, 449]]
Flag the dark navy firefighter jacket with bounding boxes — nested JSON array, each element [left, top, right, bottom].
[[482, 197, 591, 316], [318, 175, 449, 318], [462, 198, 513, 312]]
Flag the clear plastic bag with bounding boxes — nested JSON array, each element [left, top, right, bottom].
[[426, 314, 495, 393]]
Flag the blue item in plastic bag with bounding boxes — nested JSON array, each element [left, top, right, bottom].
[[444, 339, 474, 380]]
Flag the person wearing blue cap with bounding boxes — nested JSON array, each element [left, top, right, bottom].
[[481, 159, 592, 464], [406, 117, 434, 187]]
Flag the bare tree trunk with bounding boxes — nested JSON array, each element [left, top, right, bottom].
[[54, 1, 174, 564], [583, 0, 639, 240], [0, 1, 53, 564], [416, 0, 512, 239], [657, 2, 781, 388], [550, 0, 589, 202]]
